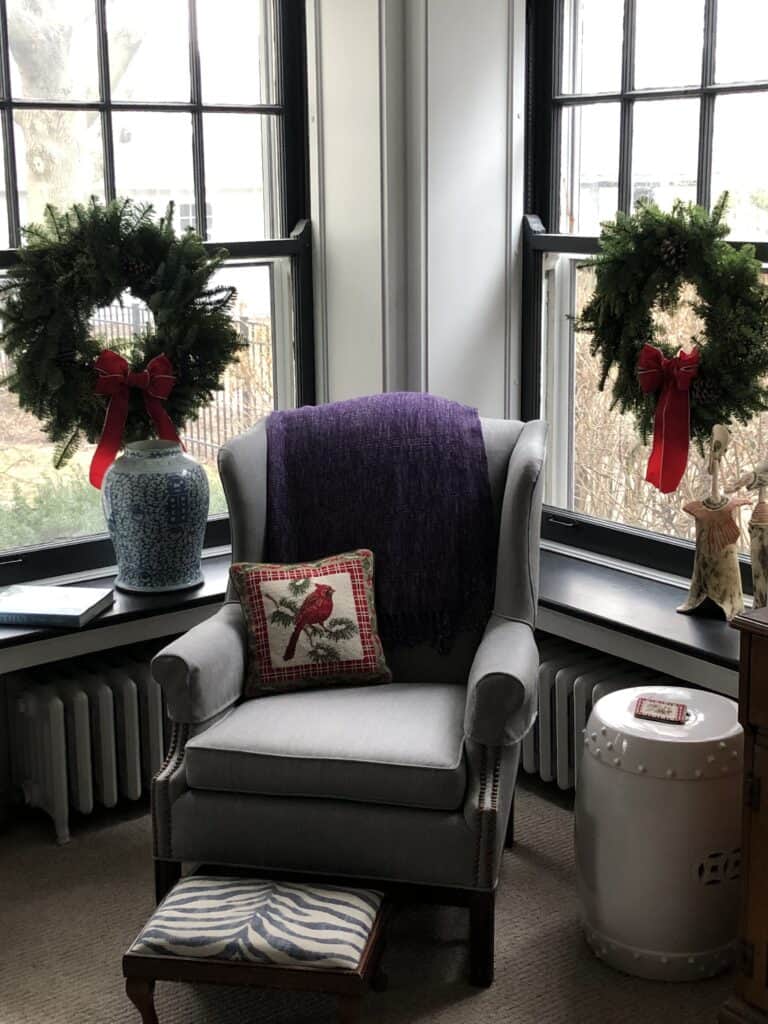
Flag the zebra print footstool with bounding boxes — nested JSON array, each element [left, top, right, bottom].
[[123, 875, 388, 1024]]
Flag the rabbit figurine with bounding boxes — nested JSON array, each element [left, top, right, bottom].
[[678, 425, 749, 620], [727, 459, 768, 608]]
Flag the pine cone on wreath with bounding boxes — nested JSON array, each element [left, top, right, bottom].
[[660, 237, 688, 271], [122, 254, 152, 283], [692, 376, 719, 407]]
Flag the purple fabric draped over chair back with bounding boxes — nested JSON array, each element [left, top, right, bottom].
[[264, 392, 496, 651]]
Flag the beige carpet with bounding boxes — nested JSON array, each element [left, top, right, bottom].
[[0, 779, 730, 1024]]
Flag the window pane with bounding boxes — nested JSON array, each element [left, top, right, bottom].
[[560, 103, 620, 234], [561, 0, 623, 95], [204, 114, 281, 241], [107, 0, 190, 102], [631, 99, 699, 209], [0, 294, 103, 551], [197, 0, 278, 105], [0, 383, 104, 552], [14, 110, 104, 227], [7, 0, 99, 101], [544, 258, 768, 553], [635, 0, 704, 89], [113, 113, 194, 230], [182, 263, 277, 515], [712, 93, 768, 241], [716, 0, 768, 84]]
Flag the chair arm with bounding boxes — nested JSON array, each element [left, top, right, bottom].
[[494, 419, 547, 626], [464, 615, 538, 747], [152, 602, 247, 724]]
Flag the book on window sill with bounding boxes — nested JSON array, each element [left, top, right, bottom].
[[0, 584, 114, 628]]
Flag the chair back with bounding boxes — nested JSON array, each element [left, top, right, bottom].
[[218, 412, 546, 684]]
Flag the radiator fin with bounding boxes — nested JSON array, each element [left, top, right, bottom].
[[526, 632, 679, 790], [8, 646, 166, 843]]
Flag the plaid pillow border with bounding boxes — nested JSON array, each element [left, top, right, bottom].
[[230, 549, 391, 697]]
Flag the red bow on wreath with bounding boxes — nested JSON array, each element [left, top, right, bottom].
[[89, 350, 183, 489], [636, 343, 700, 494]]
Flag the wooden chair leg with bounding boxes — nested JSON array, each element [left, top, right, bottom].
[[126, 978, 159, 1024], [336, 993, 362, 1024], [469, 891, 495, 988], [154, 860, 181, 903], [504, 794, 515, 848]]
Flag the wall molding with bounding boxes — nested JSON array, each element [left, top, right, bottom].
[[404, 0, 429, 393], [378, 0, 407, 392], [305, 0, 330, 403], [306, 0, 521, 412], [504, 0, 526, 419]]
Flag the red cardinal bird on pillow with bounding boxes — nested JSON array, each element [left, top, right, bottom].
[[283, 583, 335, 661]]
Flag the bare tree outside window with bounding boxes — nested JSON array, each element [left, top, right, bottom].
[[567, 267, 768, 556]]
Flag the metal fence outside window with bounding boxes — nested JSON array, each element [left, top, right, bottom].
[[0, 302, 275, 463]]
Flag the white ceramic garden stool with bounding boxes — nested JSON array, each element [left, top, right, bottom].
[[575, 683, 743, 982]]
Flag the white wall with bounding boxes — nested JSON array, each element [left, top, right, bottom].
[[307, 0, 526, 418], [306, 0, 386, 401]]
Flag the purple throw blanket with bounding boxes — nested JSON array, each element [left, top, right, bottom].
[[264, 392, 496, 650]]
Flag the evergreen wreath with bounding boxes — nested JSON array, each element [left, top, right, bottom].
[[575, 194, 768, 449], [0, 197, 245, 468]]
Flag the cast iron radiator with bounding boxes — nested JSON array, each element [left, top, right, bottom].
[[525, 632, 676, 790], [6, 643, 169, 843]]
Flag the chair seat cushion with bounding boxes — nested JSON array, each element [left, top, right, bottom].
[[185, 683, 467, 811]]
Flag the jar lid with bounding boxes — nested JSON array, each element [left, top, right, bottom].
[[583, 684, 743, 781]]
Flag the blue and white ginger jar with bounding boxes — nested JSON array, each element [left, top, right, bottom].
[[102, 440, 209, 593]]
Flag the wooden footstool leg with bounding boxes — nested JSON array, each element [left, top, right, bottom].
[[336, 993, 362, 1024], [126, 978, 159, 1024]]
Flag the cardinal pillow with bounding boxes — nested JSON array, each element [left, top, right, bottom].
[[230, 549, 391, 697]]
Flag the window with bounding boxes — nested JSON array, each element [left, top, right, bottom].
[[178, 202, 212, 233], [524, 0, 768, 579], [0, 0, 313, 584]]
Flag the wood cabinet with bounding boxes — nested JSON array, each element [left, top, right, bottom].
[[720, 609, 768, 1023]]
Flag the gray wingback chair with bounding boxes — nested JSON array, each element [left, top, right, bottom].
[[151, 413, 547, 987]]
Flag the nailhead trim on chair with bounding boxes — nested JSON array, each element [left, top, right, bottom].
[[473, 746, 502, 889], [473, 748, 488, 887], [485, 747, 502, 886], [152, 723, 190, 860], [154, 725, 506, 886]]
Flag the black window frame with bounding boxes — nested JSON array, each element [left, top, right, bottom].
[[523, 0, 768, 587], [0, 0, 314, 587]]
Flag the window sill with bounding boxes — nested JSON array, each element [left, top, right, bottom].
[[538, 546, 740, 696], [0, 544, 741, 695], [0, 549, 232, 667]]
